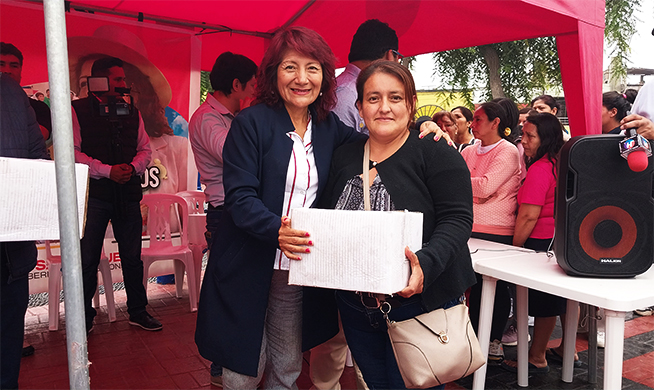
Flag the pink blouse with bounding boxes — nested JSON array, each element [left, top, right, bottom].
[[517, 156, 556, 239]]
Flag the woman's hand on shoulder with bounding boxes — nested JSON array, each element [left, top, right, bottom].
[[397, 246, 424, 298], [278, 216, 313, 260], [418, 121, 455, 147]]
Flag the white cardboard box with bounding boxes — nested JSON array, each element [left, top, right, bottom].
[[0, 157, 89, 241], [288, 208, 423, 294]]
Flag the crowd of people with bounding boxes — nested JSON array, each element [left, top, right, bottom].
[[2, 16, 654, 390], [429, 84, 654, 376], [189, 22, 654, 390]]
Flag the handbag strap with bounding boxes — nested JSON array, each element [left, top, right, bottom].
[[362, 141, 371, 211], [362, 142, 389, 306]]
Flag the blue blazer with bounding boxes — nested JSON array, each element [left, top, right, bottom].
[[195, 103, 365, 376]]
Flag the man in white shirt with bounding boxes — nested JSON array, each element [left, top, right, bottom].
[[622, 79, 654, 142], [188, 51, 257, 387], [333, 19, 402, 136], [626, 78, 654, 317]]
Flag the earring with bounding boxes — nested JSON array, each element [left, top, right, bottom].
[[319, 92, 323, 96], [504, 127, 511, 136]]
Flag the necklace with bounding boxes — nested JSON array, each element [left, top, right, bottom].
[[368, 160, 378, 170]]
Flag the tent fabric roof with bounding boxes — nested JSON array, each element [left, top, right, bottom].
[[0, 0, 605, 135], [39, 0, 605, 71]]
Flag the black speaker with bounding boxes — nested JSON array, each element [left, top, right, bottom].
[[554, 135, 654, 277]]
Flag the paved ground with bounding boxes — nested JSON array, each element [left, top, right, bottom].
[[452, 314, 654, 390], [20, 278, 654, 389]]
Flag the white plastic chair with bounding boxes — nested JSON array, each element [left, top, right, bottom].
[[45, 241, 116, 331], [176, 190, 207, 215], [176, 190, 207, 296], [140, 193, 198, 312]]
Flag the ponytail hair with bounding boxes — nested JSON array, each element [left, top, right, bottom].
[[602, 90, 637, 121], [479, 102, 511, 142], [492, 97, 520, 143]]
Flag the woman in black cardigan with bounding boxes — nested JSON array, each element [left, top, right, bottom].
[[319, 61, 476, 389]]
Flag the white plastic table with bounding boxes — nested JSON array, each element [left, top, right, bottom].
[[468, 238, 654, 389]]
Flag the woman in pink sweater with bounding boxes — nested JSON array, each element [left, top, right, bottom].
[[461, 101, 521, 363], [462, 102, 521, 238]]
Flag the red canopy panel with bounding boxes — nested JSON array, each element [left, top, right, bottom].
[[0, 0, 605, 134], [291, 0, 585, 64], [1, 2, 196, 115], [46, 0, 604, 70], [64, 0, 308, 34]]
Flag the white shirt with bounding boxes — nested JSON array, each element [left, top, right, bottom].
[[632, 79, 653, 120], [274, 117, 318, 270], [188, 94, 234, 207], [477, 139, 503, 154], [333, 63, 368, 134]]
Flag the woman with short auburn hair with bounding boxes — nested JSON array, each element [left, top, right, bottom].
[[254, 27, 338, 121], [194, 26, 366, 389]]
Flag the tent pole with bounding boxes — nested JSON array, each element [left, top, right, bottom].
[[280, 0, 316, 29], [42, 1, 91, 389]]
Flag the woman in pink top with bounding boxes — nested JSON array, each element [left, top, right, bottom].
[[513, 112, 563, 249], [502, 112, 571, 374], [461, 101, 521, 362]]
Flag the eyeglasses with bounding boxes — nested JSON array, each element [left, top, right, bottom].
[[391, 49, 404, 62]]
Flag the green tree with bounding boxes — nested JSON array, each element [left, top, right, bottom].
[[200, 70, 211, 104], [432, 0, 640, 106], [401, 56, 417, 70], [605, 0, 640, 84]]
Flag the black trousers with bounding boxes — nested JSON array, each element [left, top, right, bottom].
[[468, 232, 513, 342], [1, 248, 29, 390], [80, 197, 147, 327]]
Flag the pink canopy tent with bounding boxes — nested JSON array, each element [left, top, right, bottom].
[[1, 0, 605, 134], [1, 2, 605, 385]]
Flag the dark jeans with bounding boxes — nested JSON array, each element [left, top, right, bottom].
[[81, 198, 147, 327], [1, 251, 29, 390], [468, 232, 513, 342], [337, 291, 459, 390], [205, 205, 223, 377]]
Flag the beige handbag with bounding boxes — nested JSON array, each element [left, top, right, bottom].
[[362, 142, 485, 388], [384, 302, 485, 388]]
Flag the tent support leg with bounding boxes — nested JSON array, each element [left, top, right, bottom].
[[43, 1, 91, 389]]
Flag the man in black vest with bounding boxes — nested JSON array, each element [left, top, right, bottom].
[[73, 57, 161, 332]]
